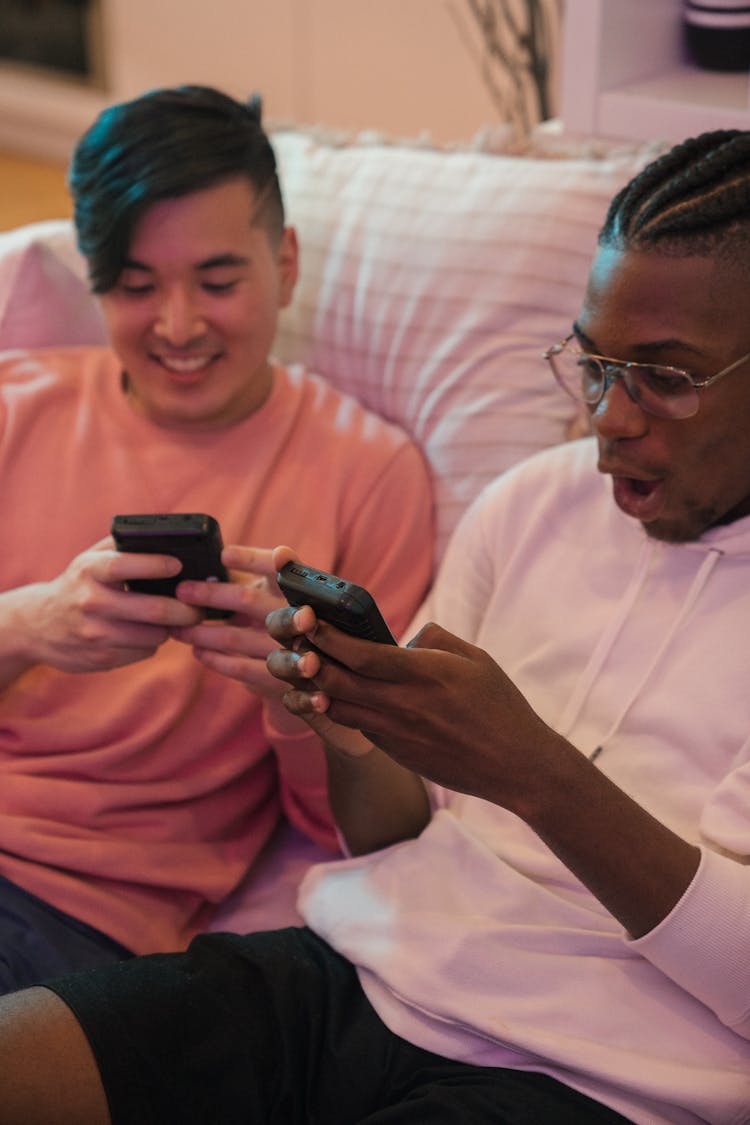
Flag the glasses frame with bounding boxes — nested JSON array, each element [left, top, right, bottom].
[[543, 334, 750, 420]]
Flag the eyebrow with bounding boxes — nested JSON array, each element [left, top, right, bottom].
[[121, 253, 250, 272], [571, 321, 705, 359]]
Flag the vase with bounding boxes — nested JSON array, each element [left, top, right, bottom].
[[683, 0, 750, 71]]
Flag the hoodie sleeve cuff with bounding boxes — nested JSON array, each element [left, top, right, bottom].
[[630, 846, 750, 1037]]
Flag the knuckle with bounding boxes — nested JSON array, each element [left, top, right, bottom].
[[221, 628, 247, 653], [284, 690, 311, 716], [410, 621, 441, 647], [236, 586, 260, 611], [141, 597, 180, 627], [75, 620, 105, 647]]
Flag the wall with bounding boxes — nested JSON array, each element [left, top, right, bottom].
[[559, 0, 750, 142], [0, 0, 558, 162]]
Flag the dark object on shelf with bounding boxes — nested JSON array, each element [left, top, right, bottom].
[[684, 1, 750, 72]]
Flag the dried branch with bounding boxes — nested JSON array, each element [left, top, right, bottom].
[[449, 0, 562, 139]]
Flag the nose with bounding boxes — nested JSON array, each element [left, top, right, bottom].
[[589, 372, 649, 441], [154, 288, 206, 346]]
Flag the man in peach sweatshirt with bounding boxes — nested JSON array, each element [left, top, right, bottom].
[[0, 85, 432, 988]]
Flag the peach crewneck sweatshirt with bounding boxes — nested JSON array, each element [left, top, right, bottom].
[[0, 346, 432, 953]]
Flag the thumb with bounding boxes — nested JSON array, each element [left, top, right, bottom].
[[272, 544, 300, 573]]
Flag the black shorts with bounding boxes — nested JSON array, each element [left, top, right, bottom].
[[47, 926, 633, 1125], [0, 874, 132, 995]]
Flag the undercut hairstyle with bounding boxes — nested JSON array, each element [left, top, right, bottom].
[[69, 85, 285, 293], [598, 129, 750, 263]]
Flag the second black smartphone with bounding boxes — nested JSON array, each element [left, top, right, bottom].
[[277, 562, 397, 645], [111, 513, 231, 619]]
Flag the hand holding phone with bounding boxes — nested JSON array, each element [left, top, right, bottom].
[[277, 562, 397, 645], [111, 513, 231, 620]]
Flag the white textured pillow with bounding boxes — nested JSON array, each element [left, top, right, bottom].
[[271, 131, 653, 559], [0, 220, 107, 349]]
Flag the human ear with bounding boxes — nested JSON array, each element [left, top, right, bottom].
[[277, 226, 299, 308]]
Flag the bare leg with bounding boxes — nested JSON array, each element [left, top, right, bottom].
[[0, 986, 111, 1124]]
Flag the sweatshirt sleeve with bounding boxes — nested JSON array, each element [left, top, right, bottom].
[[630, 846, 750, 1038], [261, 707, 339, 852], [331, 437, 434, 645]]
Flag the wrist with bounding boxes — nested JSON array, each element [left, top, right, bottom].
[[0, 585, 42, 684], [501, 727, 582, 827], [323, 732, 376, 761]]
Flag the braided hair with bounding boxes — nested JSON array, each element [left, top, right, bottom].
[[69, 85, 285, 293], [599, 130, 750, 259]]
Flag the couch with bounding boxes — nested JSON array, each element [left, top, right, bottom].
[[0, 124, 660, 934]]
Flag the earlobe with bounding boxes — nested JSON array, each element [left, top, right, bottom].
[[277, 226, 299, 308]]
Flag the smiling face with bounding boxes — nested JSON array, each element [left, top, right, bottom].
[[99, 176, 298, 431], [578, 244, 750, 542]]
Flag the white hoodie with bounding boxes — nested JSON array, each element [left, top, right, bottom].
[[300, 438, 750, 1125]]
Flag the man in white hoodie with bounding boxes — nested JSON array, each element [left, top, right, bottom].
[[0, 132, 749, 1125]]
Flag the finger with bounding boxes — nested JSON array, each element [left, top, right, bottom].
[[177, 619, 272, 658], [282, 691, 364, 747], [220, 544, 275, 574], [280, 691, 375, 757], [105, 551, 183, 585], [281, 687, 330, 717], [109, 588, 203, 627], [288, 645, 399, 717], [82, 643, 165, 670], [177, 574, 269, 620], [91, 535, 117, 552], [267, 645, 321, 685], [103, 623, 172, 649], [265, 604, 316, 644], [82, 616, 173, 650], [271, 544, 300, 577], [176, 577, 245, 618], [320, 694, 391, 737], [307, 620, 483, 681], [193, 647, 281, 689], [178, 570, 287, 622], [303, 620, 405, 680]]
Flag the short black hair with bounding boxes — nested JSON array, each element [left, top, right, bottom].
[[598, 129, 750, 263], [69, 85, 285, 293]]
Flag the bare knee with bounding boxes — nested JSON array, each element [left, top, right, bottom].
[[0, 985, 111, 1124]]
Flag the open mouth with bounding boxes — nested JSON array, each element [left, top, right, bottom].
[[612, 475, 665, 521], [629, 478, 658, 497], [155, 354, 217, 374]]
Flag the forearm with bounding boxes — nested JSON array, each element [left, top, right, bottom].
[[516, 732, 701, 938], [296, 620, 703, 933], [325, 742, 431, 856]]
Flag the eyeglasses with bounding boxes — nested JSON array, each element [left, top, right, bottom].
[[543, 334, 750, 420]]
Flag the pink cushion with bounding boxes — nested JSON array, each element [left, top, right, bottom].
[[0, 221, 106, 349], [271, 130, 656, 559]]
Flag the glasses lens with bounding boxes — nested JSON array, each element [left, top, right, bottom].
[[547, 343, 605, 404], [625, 366, 698, 419], [546, 340, 700, 420]]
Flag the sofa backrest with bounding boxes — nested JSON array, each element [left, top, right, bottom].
[[0, 129, 659, 562]]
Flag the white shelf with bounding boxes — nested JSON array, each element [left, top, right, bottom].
[[561, 0, 750, 143]]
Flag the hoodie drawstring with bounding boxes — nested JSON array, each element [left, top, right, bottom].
[[556, 541, 724, 761]]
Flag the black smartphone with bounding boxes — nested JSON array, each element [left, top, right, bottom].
[[111, 513, 231, 619], [277, 562, 397, 645]]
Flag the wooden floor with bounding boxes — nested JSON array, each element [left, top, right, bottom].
[[0, 149, 72, 231]]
